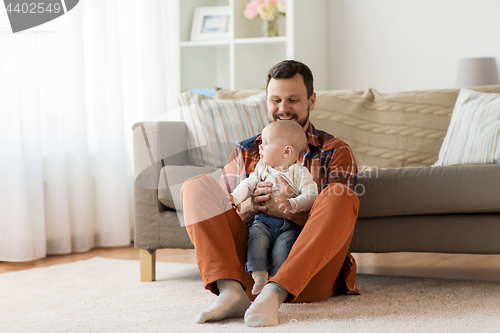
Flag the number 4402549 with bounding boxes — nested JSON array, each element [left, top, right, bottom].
[[6, 2, 62, 14]]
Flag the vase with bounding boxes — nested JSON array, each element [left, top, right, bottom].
[[262, 17, 279, 37]]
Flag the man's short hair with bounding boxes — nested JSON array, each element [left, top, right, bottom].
[[266, 60, 314, 99]]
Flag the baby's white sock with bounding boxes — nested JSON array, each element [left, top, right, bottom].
[[244, 282, 289, 327], [251, 271, 269, 295], [195, 279, 251, 323]]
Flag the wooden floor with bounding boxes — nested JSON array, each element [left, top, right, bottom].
[[353, 252, 500, 281], [0, 245, 196, 274], [1, 245, 500, 282]]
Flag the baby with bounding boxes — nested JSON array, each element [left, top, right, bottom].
[[231, 121, 318, 294]]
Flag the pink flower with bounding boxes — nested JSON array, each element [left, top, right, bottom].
[[266, 0, 277, 5], [244, 1, 261, 19]]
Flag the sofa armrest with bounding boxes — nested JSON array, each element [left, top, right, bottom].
[[133, 121, 190, 189], [132, 121, 190, 250]]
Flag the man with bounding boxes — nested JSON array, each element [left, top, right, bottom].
[[181, 60, 360, 327]]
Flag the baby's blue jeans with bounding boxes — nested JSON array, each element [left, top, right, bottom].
[[246, 212, 302, 277]]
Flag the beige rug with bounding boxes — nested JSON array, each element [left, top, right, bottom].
[[1, 257, 499, 333]]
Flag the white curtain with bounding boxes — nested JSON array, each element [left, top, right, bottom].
[[0, 0, 179, 261]]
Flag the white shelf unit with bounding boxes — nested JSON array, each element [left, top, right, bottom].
[[177, 0, 328, 94]]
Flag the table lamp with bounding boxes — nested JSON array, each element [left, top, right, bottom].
[[456, 57, 500, 87]]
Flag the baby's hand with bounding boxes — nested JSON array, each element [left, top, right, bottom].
[[275, 197, 292, 214]]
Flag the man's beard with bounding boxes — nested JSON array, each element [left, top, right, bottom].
[[273, 102, 310, 128]]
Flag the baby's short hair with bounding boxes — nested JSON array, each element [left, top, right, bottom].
[[267, 121, 308, 158]]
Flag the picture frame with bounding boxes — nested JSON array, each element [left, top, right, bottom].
[[190, 6, 231, 41]]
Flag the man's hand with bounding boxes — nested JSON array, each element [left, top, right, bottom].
[[266, 176, 309, 227], [236, 181, 273, 225], [237, 177, 309, 227], [252, 181, 274, 209], [263, 176, 294, 218]]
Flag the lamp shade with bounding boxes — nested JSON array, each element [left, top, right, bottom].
[[456, 57, 500, 87]]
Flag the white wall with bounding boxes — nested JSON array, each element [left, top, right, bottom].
[[328, 0, 500, 92]]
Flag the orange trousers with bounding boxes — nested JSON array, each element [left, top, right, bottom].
[[181, 174, 359, 303]]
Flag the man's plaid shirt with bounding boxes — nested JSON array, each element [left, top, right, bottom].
[[220, 122, 358, 195]]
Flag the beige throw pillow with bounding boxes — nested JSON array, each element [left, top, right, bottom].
[[434, 88, 500, 166], [178, 91, 269, 168]]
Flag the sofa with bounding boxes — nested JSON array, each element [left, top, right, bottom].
[[133, 85, 500, 281]]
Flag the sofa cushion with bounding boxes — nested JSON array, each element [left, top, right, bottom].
[[311, 87, 500, 168], [158, 165, 222, 210], [178, 91, 269, 168], [434, 88, 500, 166], [357, 164, 500, 218], [218, 86, 500, 168]]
